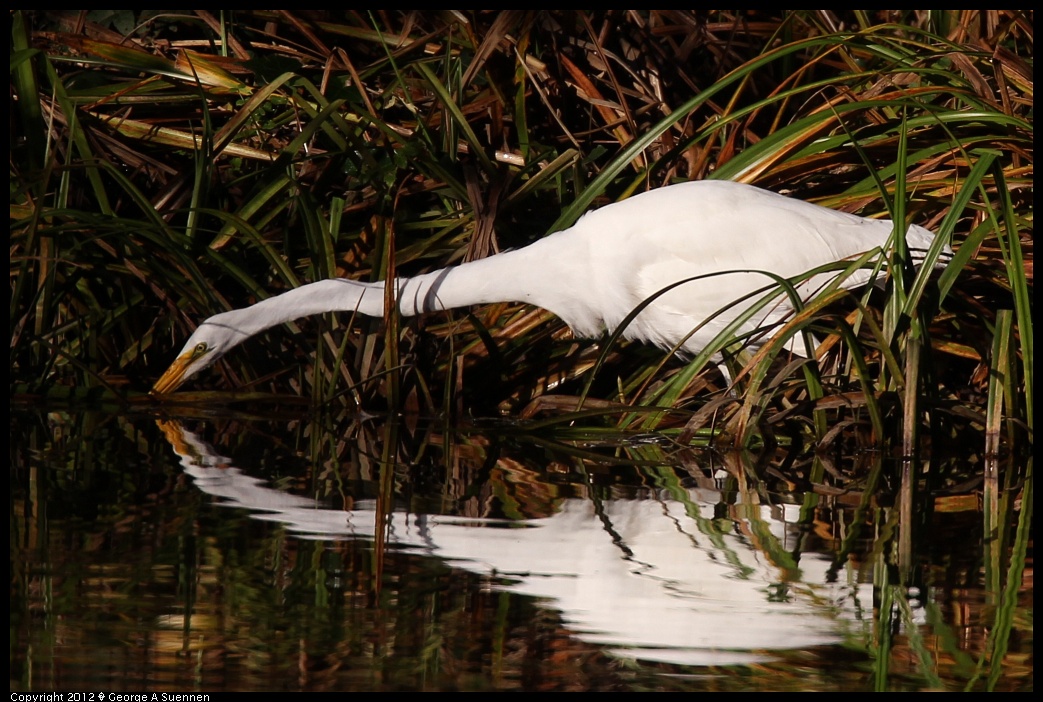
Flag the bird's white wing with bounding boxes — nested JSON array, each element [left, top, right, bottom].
[[577, 181, 902, 353]]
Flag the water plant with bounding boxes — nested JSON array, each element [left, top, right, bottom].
[[10, 11, 1033, 456]]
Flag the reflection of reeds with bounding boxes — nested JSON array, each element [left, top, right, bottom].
[[11, 11, 1032, 456], [9, 405, 1033, 690]]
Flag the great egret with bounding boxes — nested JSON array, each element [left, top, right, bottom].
[[151, 180, 946, 395]]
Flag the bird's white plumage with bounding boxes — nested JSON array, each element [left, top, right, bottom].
[[562, 181, 940, 349], [151, 180, 948, 394]]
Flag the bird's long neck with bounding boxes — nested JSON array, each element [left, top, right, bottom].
[[396, 233, 579, 315], [210, 230, 589, 342]]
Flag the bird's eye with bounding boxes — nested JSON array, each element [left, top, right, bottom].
[[194, 342, 208, 354]]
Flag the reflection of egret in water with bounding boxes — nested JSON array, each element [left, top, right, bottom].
[[157, 420, 867, 666]]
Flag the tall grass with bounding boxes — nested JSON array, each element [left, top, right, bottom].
[[10, 11, 1033, 454]]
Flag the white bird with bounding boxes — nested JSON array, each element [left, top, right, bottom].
[[150, 180, 945, 395]]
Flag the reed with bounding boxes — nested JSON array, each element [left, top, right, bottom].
[[10, 11, 1033, 454]]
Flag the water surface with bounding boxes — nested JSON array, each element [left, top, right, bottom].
[[9, 407, 1031, 691]]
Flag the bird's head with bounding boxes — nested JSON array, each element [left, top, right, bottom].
[[150, 316, 249, 395]]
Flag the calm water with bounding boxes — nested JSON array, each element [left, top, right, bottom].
[[9, 406, 1032, 691]]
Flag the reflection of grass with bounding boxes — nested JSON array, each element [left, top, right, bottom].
[[11, 11, 1032, 454], [10, 409, 1031, 690]]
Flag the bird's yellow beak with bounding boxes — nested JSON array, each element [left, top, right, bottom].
[[150, 353, 193, 396], [151, 342, 214, 396]]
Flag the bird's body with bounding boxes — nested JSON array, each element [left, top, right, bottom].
[[151, 180, 946, 394]]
